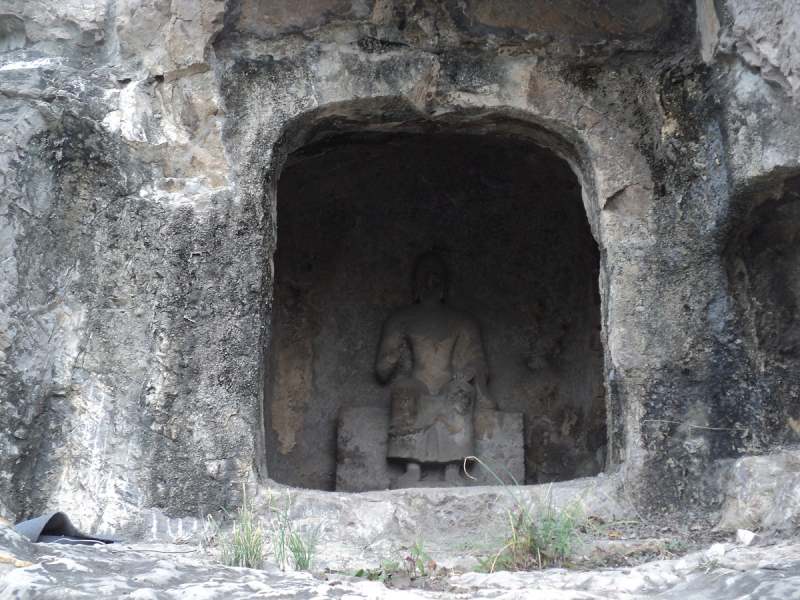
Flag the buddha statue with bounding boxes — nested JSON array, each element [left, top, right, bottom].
[[376, 253, 497, 486]]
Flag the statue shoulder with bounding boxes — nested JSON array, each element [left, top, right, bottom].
[[382, 305, 415, 330], [448, 305, 481, 329]]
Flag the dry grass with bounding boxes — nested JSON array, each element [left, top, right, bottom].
[[207, 487, 267, 569], [468, 457, 587, 572]]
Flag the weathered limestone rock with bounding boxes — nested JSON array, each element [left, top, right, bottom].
[[716, 449, 800, 532], [1, 0, 800, 542], [233, 0, 375, 39], [444, 0, 672, 39], [0, 15, 26, 53], [4, 520, 800, 599], [116, 0, 226, 76], [725, 0, 800, 100], [2, 0, 107, 47]]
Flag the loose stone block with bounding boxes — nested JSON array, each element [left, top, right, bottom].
[[336, 407, 392, 493], [471, 410, 525, 486]]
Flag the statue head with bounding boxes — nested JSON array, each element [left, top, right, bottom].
[[413, 253, 448, 303]]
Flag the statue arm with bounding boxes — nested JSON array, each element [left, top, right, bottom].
[[375, 316, 404, 383], [454, 315, 498, 409], [453, 315, 488, 373]]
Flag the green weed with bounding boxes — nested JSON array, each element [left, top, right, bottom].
[[345, 537, 434, 585], [695, 554, 721, 573], [405, 538, 432, 578]]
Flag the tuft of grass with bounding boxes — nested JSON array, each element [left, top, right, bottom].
[[207, 486, 267, 569], [467, 456, 586, 572], [267, 490, 323, 572], [286, 521, 323, 571], [695, 556, 720, 573]]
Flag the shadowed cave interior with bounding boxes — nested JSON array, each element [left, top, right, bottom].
[[733, 175, 800, 445], [265, 131, 606, 490]]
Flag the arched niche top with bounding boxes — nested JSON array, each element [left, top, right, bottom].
[[267, 99, 603, 244]]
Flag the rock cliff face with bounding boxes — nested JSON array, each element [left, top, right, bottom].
[[1, 0, 799, 537]]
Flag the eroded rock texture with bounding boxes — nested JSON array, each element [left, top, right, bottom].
[[1, 0, 799, 538]]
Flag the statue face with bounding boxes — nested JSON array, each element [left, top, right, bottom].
[[413, 254, 448, 302], [416, 269, 445, 303]]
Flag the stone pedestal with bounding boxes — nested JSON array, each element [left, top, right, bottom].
[[335, 407, 393, 493], [336, 406, 524, 492], [471, 409, 526, 485]]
